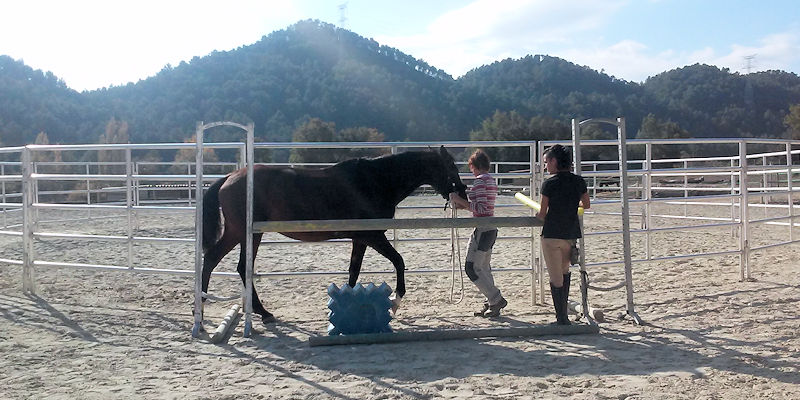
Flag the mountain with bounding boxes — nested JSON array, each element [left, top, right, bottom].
[[1, 19, 799, 147]]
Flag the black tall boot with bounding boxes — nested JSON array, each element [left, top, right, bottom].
[[562, 272, 572, 325], [549, 283, 570, 325]]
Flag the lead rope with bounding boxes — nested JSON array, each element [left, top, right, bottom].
[[448, 204, 465, 304]]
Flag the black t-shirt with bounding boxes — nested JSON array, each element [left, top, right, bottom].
[[541, 171, 587, 239]]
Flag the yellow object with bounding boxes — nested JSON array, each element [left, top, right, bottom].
[[514, 192, 584, 216], [514, 192, 541, 212]]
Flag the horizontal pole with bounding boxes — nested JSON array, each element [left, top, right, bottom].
[[0, 175, 23, 182], [254, 216, 541, 233], [309, 323, 599, 346]]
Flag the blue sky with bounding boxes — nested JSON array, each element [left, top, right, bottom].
[[2, 0, 798, 91]]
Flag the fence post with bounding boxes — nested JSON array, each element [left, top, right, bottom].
[[21, 147, 35, 294], [739, 141, 750, 281], [644, 142, 652, 261], [787, 142, 794, 242], [126, 147, 134, 269], [2, 164, 6, 228], [529, 142, 537, 305], [192, 122, 205, 338]]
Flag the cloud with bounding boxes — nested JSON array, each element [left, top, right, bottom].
[[374, 1, 799, 82], [375, 0, 627, 77], [707, 31, 800, 73], [560, 29, 800, 83]]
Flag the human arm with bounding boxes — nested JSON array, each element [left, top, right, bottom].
[[580, 191, 590, 209], [449, 192, 469, 210], [536, 195, 549, 221]]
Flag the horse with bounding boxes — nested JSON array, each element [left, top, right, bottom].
[[200, 146, 468, 324]]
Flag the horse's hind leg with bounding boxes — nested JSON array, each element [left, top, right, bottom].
[[236, 233, 276, 324], [202, 233, 238, 300], [347, 241, 367, 288]]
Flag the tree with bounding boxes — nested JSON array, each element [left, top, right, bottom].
[[785, 104, 800, 140], [98, 117, 130, 175], [469, 111, 570, 165], [335, 127, 387, 160], [289, 118, 387, 163], [32, 131, 62, 163], [173, 134, 221, 174], [289, 118, 337, 163], [635, 114, 690, 159]]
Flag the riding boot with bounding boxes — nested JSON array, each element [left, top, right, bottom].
[[561, 272, 572, 325], [474, 302, 490, 317], [549, 283, 569, 325]]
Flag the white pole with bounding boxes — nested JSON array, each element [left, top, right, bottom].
[[85, 163, 91, 220], [2, 165, 6, 228], [739, 141, 750, 281], [21, 147, 35, 294], [572, 119, 594, 326], [644, 142, 652, 261], [126, 148, 133, 270], [536, 140, 546, 304], [243, 123, 255, 337], [787, 142, 794, 243], [192, 122, 204, 338], [617, 118, 641, 324], [529, 142, 537, 305]]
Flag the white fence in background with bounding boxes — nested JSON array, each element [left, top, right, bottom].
[[0, 133, 797, 330]]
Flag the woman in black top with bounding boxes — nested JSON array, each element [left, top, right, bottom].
[[536, 145, 590, 325]]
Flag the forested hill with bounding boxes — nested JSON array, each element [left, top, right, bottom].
[[1, 19, 799, 146]]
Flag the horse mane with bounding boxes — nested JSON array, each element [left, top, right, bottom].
[[326, 151, 440, 203]]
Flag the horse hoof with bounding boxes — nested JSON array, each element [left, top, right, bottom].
[[261, 314, 277, 324], [390, 296, 402, 315]]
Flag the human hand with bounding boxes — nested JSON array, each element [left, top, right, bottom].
[[449, 192, 467, 209]]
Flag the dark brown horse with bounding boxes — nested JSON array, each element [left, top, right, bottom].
[[201, 146, 467, 324]]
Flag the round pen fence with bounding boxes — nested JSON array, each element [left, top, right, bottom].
[[0, 120, 798, 339]]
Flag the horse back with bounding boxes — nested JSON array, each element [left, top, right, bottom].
[[218, 163, 396, 237]]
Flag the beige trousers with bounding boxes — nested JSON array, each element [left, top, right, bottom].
[[541, 238, 575, 287]]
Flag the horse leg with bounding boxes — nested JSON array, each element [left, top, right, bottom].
[[347, 240, 367, 288], [363, 234, 406, 312], [197, 233, 238, 324], [236, 233, 276, 324], [201, 233, 238, 300]]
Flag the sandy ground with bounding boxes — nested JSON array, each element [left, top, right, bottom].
[[1, 195, 799, 399]]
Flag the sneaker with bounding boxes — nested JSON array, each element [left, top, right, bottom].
[[473, 302, 490, 317], [483, 297, 508, 318]]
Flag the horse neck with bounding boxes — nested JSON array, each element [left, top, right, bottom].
[[372, 152, 438, 205]]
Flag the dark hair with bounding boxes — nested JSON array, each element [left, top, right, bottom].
[[544, 144, 572, 170], [468, 149, 491, 171]]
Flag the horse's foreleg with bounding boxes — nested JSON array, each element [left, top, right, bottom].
[[364, 235, 406, 313], [347, 241, 367, 288], [236, 234, 276, 324]]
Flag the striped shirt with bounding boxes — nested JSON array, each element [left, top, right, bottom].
[[468, 173, 498, 217]]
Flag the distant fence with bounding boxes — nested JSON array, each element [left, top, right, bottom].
[[1, 137, 797, 312]]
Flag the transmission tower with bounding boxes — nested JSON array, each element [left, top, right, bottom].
[[743, 54, 757, 74], [743, 55, 756, 107], [338, 2, 348, 29]]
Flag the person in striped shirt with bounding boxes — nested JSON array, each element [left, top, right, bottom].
[[449, 149, 506, 317]]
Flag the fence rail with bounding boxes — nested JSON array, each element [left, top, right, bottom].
[[0, 137, 797, 324]]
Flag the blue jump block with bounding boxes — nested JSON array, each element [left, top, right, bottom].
[[326, 282, 393, 335]]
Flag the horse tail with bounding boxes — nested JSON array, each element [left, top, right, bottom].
[[202, 176, 227, 251]]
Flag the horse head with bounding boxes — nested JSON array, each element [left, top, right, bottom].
[[433, 146, 468, 201]]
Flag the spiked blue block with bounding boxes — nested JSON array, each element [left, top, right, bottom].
[[326, 282, 393, 335]]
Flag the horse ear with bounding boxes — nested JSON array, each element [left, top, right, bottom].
[[439, 145, 451, 160]]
